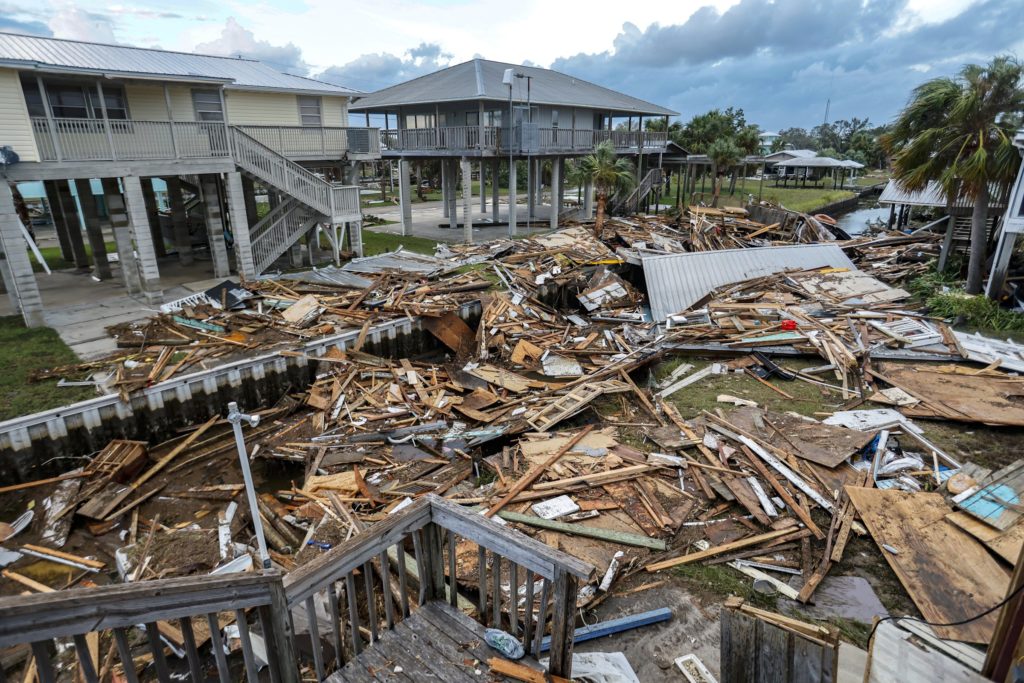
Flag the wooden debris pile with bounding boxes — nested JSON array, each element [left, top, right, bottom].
[[841, 231, 943, 283]]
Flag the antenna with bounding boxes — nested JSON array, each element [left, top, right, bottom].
[[822, 73, 835, 127]]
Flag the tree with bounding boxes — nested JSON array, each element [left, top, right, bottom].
[[677, 108, 748, 154], [777, 127, 817, 151], [577, 141, 635, 237], [883, 55, 1024, 294], [707, 138, 741, 207]]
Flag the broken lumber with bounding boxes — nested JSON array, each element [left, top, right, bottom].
[[498, 510, 666, 550], [645, 528, 798, 572]]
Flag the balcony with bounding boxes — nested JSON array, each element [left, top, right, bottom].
[[29, 117, 380, 163], [378, 125, 668, 156]]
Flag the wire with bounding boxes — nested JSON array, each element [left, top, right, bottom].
[[868, 579, 1024, 644]]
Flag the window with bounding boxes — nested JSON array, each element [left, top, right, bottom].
[[484, 110, 502, 127], [466, 111, 479, 126], [551, 110, 559, 128], [20, 77, 128, 120], [404, 113, 435, 129], [298, 96, 322, 126], [192, 90, 224, 122]]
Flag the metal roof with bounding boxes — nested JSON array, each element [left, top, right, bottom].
[[0, 32, 358, 95], [350, 58, 677, 116], [642, 244, 856, 321], [878, 179, 1007, 209], [774, 156, 844, 168], [764, 149, 817, 161]]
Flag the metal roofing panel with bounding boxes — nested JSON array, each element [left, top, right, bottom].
[[0, 32, 358, 95], [877, 179, 1007, 209], [642, 244, 856, 322], [350, 58, 676, 116], [774, 156, 843, 167], [341, 248, 450, 276]]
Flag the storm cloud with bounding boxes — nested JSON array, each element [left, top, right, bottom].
[[195, 18, 308, 75], [317, 42, 453, 93]]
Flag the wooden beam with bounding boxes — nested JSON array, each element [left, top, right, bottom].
[[645, 528, 798, 572], [498, 511, 666, 550]]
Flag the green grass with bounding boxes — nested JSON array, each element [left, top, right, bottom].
[[659, 175, 855, 214], [0, 316, 93, 420], [361, 181, 508, 208], [672, 563, 778, 610], [28, 241, 118, 273], [361, 229, 439, 256], [907, 261, 1024, 337]]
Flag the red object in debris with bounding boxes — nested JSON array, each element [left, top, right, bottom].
[[781, 320, 797, 331]]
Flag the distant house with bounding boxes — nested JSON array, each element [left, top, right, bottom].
[[349, 58, 677, 236], [0, 32, 379, 327], [763, 149, 817, 177], [758, 130, 780, 155]]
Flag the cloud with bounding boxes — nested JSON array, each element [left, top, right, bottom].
[[551, 0, 1024, 129], [0, 3, 52, 36], [106, 5, 185, 20], [45, 6, 117, 42], [194, 17, 308, 74], [317, 42, 453, 92]]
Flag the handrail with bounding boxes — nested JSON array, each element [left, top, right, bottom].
[[0, 494, 593, 681]]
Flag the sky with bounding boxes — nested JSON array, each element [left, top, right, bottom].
[[1, 0, 1022, 131]]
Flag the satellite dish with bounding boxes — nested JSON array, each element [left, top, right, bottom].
[[502, 68, 515, 86], [0, 146, 19, 169]]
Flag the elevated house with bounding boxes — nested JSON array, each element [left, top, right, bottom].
[[349, 59, 677, 239], [0, 32, 380, 327]]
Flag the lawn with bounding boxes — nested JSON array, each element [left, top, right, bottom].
[[361, 229, 439, 256], [29, 241, 118, 273], [659, 174, 860, 213], [0, 316, 93, 421], [362, 180, 508, 208]]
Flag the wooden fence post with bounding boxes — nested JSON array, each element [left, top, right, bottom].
[[260, 571, 301, 683], [421, 522, 448, 601], [547, 568, 578, 679]]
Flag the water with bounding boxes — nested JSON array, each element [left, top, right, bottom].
[[835, 201, 889, 235]]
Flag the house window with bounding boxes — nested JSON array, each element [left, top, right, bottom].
[[21, 77, 128, 119], [404, 113, 435, 129], [298, 96, 322, 126], [551, 110, 559, 128], [192, 90, 224, 122], [466, 111, 479, 126]]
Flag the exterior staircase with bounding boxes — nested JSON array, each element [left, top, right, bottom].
[[228, 127, 362, 272], [613, 168, 662, 215]]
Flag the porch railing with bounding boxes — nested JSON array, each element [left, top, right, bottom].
[[30, 117, 379, 163], [378, 125, 668, 154], [236, 125, 380, 158], [0, 494, 595, 682]]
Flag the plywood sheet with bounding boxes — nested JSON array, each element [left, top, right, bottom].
[[876, 363, 1024, 427], [728, 407, 876, 468], [945, 511, 1024, 565], [845, 487, 1009, 643]]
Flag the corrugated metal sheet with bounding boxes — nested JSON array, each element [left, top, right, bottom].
[[0, 32, 357, 95], [341, 248, 451, 276], [879, 179, 1007, 209], [642, 244, 856, 321], [351, 58, 676, 116], [274, 267, 373, 289]]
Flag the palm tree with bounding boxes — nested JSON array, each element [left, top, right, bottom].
[[707, 138, 741, 207], [577, 141, 635, 237], [883, 56, 1024, 294]]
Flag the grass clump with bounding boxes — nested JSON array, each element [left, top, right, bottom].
[[673, 563, 778, 610], [907, 260, 1024, 335], [0, 316, 94, 420]]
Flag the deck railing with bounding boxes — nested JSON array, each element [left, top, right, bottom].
[[236, 125, 380, 158], [378, 126, 668, 154], [30, 117, 378, 163], [0, 495, 594, 682]]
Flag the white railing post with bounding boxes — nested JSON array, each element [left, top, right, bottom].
[[164, 85, 180, 158], [95, 80, 116, 160], [36, 77, 62, 162]]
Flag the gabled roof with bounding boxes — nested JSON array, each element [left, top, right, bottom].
[[0, 32, 358, 96], [350, 58, 677, 116], [764, 149, 816, 161]]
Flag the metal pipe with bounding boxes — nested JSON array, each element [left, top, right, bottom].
[[227, 401, 271, 569]]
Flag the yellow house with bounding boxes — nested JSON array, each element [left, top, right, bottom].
[[0, 32, 379, 326]]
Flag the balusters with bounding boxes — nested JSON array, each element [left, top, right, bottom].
[[362, 561, 378, 643], [379, 550, 395, 629], [326, 582, 346, 668], [532, 579, 551, 658], [71, 634, 99, 683], [411, 529, 427, 606], [344, 571, 362, 656], [491, 552, 502, 628], [30, 642, 55, 683], [232, 610, 260, 683], [447, 532, 458, 609], [477, 545, 487, 620], [509, 562, 519, 637], [144, 622, 172, 683], [304, 596, 326, 681], [178, 617, 204, 681], [206, 613, 232, 683], [396, 542, 411, 618], [522, 570, 535, 651], [112, 627, 140, 683]]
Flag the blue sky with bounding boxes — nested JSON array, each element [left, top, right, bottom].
[[2, 0, 1022, 131]]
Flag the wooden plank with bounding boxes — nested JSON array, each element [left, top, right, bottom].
[[846, 487, 1009, 644], [487, 658, 571, 683], [498, 511, 666, 550], [485, 425, 595, 518], [645, 528, 798, 572], [945, 512, 1024, 565]]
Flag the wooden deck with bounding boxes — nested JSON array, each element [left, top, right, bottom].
[[327, 601, 539, 682]]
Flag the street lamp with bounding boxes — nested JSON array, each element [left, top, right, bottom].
[[227, 401, 271, 569]]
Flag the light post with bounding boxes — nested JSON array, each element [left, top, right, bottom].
[[227, 401, 271, 569]]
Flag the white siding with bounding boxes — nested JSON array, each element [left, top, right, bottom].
[[225, 90, 301, 125], [124, 82, 194, 121], [0, 68, 39, 162]]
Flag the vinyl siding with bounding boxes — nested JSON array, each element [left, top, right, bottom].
[[124, 82, 195, 121], [0, 68, 39, 162], [224, 90, 301, 125], [322, 96, 349, 126]]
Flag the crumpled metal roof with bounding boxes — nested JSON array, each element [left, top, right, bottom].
[[341, 248, 451, 276], [0, 32, 358, 95], [642, 244, 856, 322], [274, 267, 373, 289], [351, 58, 676, 116]]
